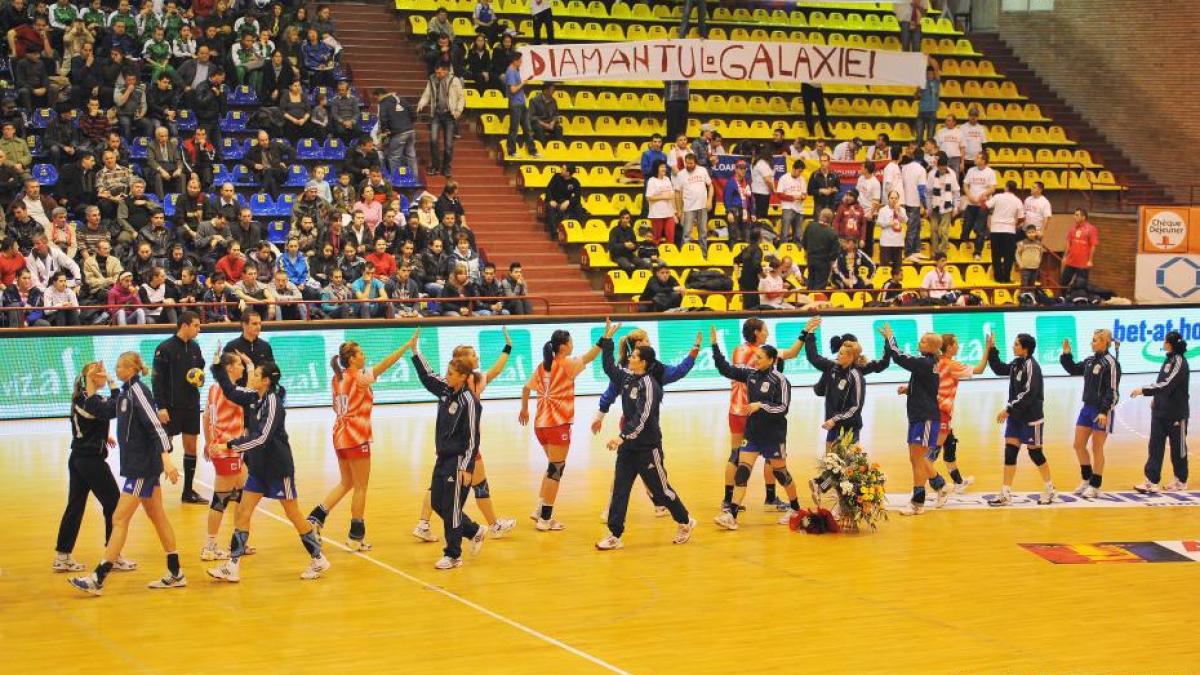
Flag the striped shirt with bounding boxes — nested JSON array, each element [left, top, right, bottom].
[[332, 368, 376, 450], [203, 381, 245, 455], [527, 357, 587, 427], [728, 343, 755, 415], [936, 357, 974, 425]]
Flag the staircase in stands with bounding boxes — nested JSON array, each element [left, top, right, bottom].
[[970, 33, 1170, 207], [334, 1, 613, 315]]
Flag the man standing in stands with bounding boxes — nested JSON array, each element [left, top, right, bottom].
[[153, 310, 206, 504], [961, 107, 989, 168], [376, 87, 416, 177], [961, 151, 997, 260], [504, 53, 537, 159], [417, 62, 465, 178], [664, 80, 689, 141], [675, 152, 713, 250], [935, 113, 964, 177], [801, 208, 839, 291], [807, 154, 840, 221], [985, 180, 1024, 283], [531, 0, 555, 44], [895, 0, 930, 52], [1060, 208, 1098, 291]]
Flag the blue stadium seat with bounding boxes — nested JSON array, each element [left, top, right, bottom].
[[358, 113, 377, 133], [398, 194, 410, 213], [145, 193, 163, 209], [163, 193, 179, 217], [177, 109, 197, 131], [389, 166, 420, 189], [266, 220, 290, 244], [275, 193, 296, 217], [220, 111, 248, 133], [321, 138, 346, 161], [284, 164, 309, 187], [221, 137, 247, 160], [231, 164, 259, 187], [28, 136, 44, 159], [295, 138, 321, 160], [30, 108, 53, 129], [211, 163, 234, 185], [32, 163, 57, 186], [129, 136, 150, 159], [248, 193, 274, 216], [226, 85, 259, 106]]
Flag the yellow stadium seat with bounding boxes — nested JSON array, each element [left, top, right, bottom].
[[828, 33, 847, 47], [1048, 125, 1068, 142], [830, 292, 851, 308], [610, 1, 630, 18], [809, 10, 826, 27], [1015, 147, 1034, 164], [958, 60, 978, 77], [706, 242, 733, 267], [1009, 126, 1030, 142], [955, 39, 976, 54], [982, 81, 1002, 98], [586, 1, 607, 18], [994, 147, 1016, 164], [1029, 127, 1049, 144], [883, 36, 901, 50], [941, 80, 962, 97], [582, 244, 613, 271], [703, 294, 728, 312], [1074, 150, 1096, 167], [964, 81, 985, 99], [940, 58, 960, 75], [626, 23, 647, 40], [1035, 148, 1055, 164], [1000, 82, 1019, 98], [989, 126, 1009, 143], [985, 102, 1005, 119], [1024, 103, 1044, 120], [1039, 170, 1062, 190], [681, 294, 704, 310]]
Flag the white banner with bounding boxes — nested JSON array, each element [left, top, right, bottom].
[[519, 39, 928, 86], [1135, 254, 1200, 303]]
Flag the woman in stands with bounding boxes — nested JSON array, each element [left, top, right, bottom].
[[519, 328, 603, 531], [797, 317, 891, 451], [307, 338, 414, 551], [1060, 330, 1121, 499], [413, 332, 517, 543], [200, 349, 257, 561], [70, 352, 184, 596]]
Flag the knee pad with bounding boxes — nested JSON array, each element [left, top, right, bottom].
[[943, 433, 958, 463], [1003, 443, 1019, 466], [771, 467, 794, 487], [230, 487, 243, 503], [546, 461, 565, 482], [734, 462, 753, 487], [1028, 448, 1047, 466], [473, 479, 490, 499], [209, 492, 229, 513]]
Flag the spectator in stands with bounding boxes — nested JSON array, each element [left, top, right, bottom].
[[465, 33, 493, 93], [78, 96, 112, 154], [424, 30, 462, 77], [0, 123, 29, 176], [961, 151, 997, 260], [722, 160, 753, 244], [376, 87, 417, 177], [895, 0, 930, 52], [531, 0, 554, 43], [338, 240, 366, 283], [175, 266, 204, 312], [833, 188, 866, 244], [76, 206, 109, 255], [365, 237, 397, 280], [13, 44, 49, 112], [81, 237, 121, 297], [854, 161, 881, 254], [418, 62, 465, 177], [300, 27, 337, 88], [47, 208, 77, 260], [657, 80, 689, 141], [774, 160, 806, 245], [386, 262, 422, 317], [291, 181, 331, 233], [165, 244, 199, 290], [329, 79, 362, 141], [56, 152, 96, 220], [899, 154, 928, 262], [1016, 225, 1044, 289], [215, 240, 246, 284], [269, 269, 306, 321], [935, 113, 964, 177], [664, 134, 690, 174], [800, 83, 830, 138], [191, 67, 227, 143], [68, 40, 99, 109], [181, 127, 217, 188], [353, 186, 383, 232], [279, 79, 314, 142], [138, 211, 174, 263], [195, 212, 230, 265], [802, 208, 839, 291], [1022, 180, 1052, 234], [396, 238, 424, 275], [449, 233, 481, 284], [231, 207, 263, 254], [361, 167, 395, 203], [177, 44, 215, 95], [876, 190, 906, 273], [419, 237, 449, 296], [438, 264, 474, 317], [677, 0, 708, 37], [113, 70, 150, 140], [749, 144, 776, 229], [1061, 208, 1098, 291], [919, 253, 957, 303], [640, 133, 668, 180], [4, 267, 46, 327], [42, 105, 80, 169], [26, 233, 80, 290], [927, 155, 959, 258], [545, 163, 584, 232], [734, 227, 763, 310], [916, 63, 940, 143], [210, 181, 240, 224], [757, 257, 795, 310], [608, 210, 651, 274], [259, 48, 295, 104], [95, 149, 132, 223], [126, 241, 156, 286], [8, 202, 41, 254], [250, 241, 278, 282], [426, 6, 453, 42], [673, 152, 712, 250], [473, 0, 503, 44], [146, 126, 186, 199], [434, 181, 465, 224], [528, 82, 562, 147], [42, 270, 80, 326], [504, 53, 537, 158], [318, 267, 353, 319], [243, 129, 291, 198], [12, 178, 56, 234], [501, 262, 531, 315], [232, 263, 272, 319], [202, 271, 238, 320], [0, 149, 24, 205], [105, 270, 143, 325], [645, 160, 677, 246], [869, 134, 893, 163], [345, 209, 370, 254], [472, 262, 506, 316], [962, 107, 988, 166], [833, 236, 876, 290], [146, 73, 180, 138], [310, 241, 338, 287], [807, 154, 839, 219], [639, 263, 681, 313], [831, 137, 860, 162], [689, 124, 714, 168], [985, 180, 1023, 283], [138, 266, 178, 324]]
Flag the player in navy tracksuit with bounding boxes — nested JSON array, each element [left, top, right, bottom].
[[596, 320, 695, 550], [413, 336, 489, 570], [207, 361, 330, 583], [799, 316, 890, 449], [710, 326, 804, 530], [1133, 330, 1191, 493], [1060, 330, 1121, 499], [880, 324, 952, 515], [984, 332, 1055, 507], [69, 352, 183, 596]]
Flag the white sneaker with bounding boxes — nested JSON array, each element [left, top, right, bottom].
[[434, 555, 463, 569], [147, 572, 187, 589], [777, 509, 797, 525], [412, 523, 439, 542], [1081, 485, 1098, 500], [206, 561, 240, 583], [469, 527, 486, 556], [713, 511, 738, 530], [301, 555, 331, 580], [199, 542, 229, 561], [529, 507, 541, 522], [68, 575, 102, 596], [1038, 486, 1056, 505], [934, 484, 953, 508], [112, 557, 138, 571], [898, 502, 925, 516], [535, 518, 565, 531], [1073, 480, 1089, 496], [1133, 481, 1161, 494], [595, 534, 623, 550], [986, 491, 1012, 507], [490, 518, 516, 538], [673, 518, 697, 544], [52, 556, 85, 573], [1164, 480, 1188, 492], [953, 476, 975, 493], [654, 506, 669, 517], [346, 538, 373, 552]]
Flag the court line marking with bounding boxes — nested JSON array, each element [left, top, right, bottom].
[[196, 479, 630, 675]]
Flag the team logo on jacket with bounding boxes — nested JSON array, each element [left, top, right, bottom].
[[629, 387, 638, 400], [760, 381, 770, 393], [1092, 364, 1101, 374], [448, 402, 458, 414], [120, 399, 128, 412], [838, 380, 847, 390]]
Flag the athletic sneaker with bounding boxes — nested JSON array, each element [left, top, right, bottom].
[[206, 561, 240, 583], [1081, 486, 1098, 500], [1133, 481, 1161, 494], [412, 523, 439, 542], [1038, 486, 1056, 505], [764, 498, 789, 512], [986, 492, 1012, 507], [777, 509, 797, 525], [654, 506, 669, 517], [898, 502, 925, 516], [1164, 480, 1189, 492], [112, 557, 138, 571], [469, 527, 486, 555], [434, 556, 463, 569], [52, 556, 85, 572], [199, 542, 229, 561], [934, 484, 953, 508], [673, 518, 697, 544], [953, 476, 975, 494], [595, 534, 623, 551], [490, 518, 516, 538], [1073, 480, 1089, 496], [529, 507, 541, 522], [68, 575, 102, 596], [535, 518, 565, 531], [147, 572, 187, 589], [713, 511, 739, 530], [181, 489, 206, 504], [301, 555, 331, 580], [346, 538, 373, 552]]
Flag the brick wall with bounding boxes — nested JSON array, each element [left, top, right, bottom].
[[997, 2, 1200, 203], [1089, 215, 1137, 298]]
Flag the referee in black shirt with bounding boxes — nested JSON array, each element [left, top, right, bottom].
[[153, 310, 206, 504], [222, 310, 274, 385]]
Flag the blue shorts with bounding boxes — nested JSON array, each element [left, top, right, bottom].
[[1075, 405, 1114, 433], [1004, 418, 1044, 447], [244, 473, 298, 500], [907, 420, 940, 450], [825, 422, 861, 443], [122, 476, 159, 498], [741, 439, 786, 460]]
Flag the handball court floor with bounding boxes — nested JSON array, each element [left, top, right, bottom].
[[3, 375, 1198, 674]]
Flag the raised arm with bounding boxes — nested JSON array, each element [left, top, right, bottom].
[[662, 337, 700, 385], [799, 316, 834, 372], [482, 327, 512, 385], [1059, 338, 1084, 376], [878, 322, 921, 372], [228, 391, 280, 454], [371, 330, 417, 379], [412, 351, 452, 398], [861, 347, 892, 374], [213, 357, 260, 407], [986, 333, 1010, 376], [598, 318, 623, 383]]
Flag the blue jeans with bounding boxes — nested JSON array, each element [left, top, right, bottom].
[[430, 112, 456, 172], [680, 0, 708, 37], [904, 204, 923, 256], [915, 111, 937, 143], [385, 130, 417, 176], [900, 21, 922, 52], [506, 104, 533, 155]]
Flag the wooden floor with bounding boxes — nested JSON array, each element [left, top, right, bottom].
[[3, 375, 1198, 674]]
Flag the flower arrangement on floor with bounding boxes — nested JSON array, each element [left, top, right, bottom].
[[805, 431, 889, 533]]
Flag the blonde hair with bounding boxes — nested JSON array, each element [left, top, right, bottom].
[[921, 332, 944, 354], [452, 345, 476, 359], [73, 361, 103, 400], [118, 351, 149, 376], [449, 356, 474, 377], [618, 329, 648, 364], [840, 340, 868, 368], [940, 333, 958, 356]]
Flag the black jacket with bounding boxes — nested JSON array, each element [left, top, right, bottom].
[[152, 334, 205, 410], [229, 389, 293, 481], [115, 375, 172, 479], [377, 93, 414, 137], [70, 387, 120, 456], [885, 336, 940, 423], [600, 337, 663, 451], [223, 336, 275, 385], [1060, 350, 1120, 414], [712, 344, 790, 444], [802, 330, 890, 428], [1140, 353, 1190, 420], [414, 353, 481, 467], [607, 224, 637, 261], [988, 349, 1044, 423]]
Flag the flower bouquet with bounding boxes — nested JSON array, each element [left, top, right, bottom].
[[809, 431, 888, 533]]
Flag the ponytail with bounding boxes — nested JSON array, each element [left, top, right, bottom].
[[332, 341, 358, 381], [73, 361, 101, 401], [117, 351, 149, 377], [542, 329, 570, 370], [618, 329, 648, 366], [1166, 330, 1186, 356]]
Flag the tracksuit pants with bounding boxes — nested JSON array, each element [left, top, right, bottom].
[[607, 445, 689, 538], [431, 454, 481, 559], [1145, 417, 1189, 484], [55, 453, 120, 553]]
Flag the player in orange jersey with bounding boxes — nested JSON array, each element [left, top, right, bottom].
[[922, 334, 986, 495], [721, 317, 803, 513], [200, 348, 258, 561], [519, 328, 603, 531], [306, 337, 415, 551], [413, 330, 516, 543]]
